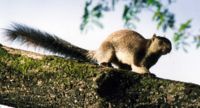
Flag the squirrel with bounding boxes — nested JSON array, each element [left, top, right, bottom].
[[4, 23, 172, 74]]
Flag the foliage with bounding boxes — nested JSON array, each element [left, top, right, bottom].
[[194, 35, 200, 49], [173, 19, 192, 52], [80, 0, 200, 51], [80, 0, 107, 31]]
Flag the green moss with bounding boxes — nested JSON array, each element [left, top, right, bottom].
[[0, 47, 97, 79]]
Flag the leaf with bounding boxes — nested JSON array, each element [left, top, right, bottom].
[[123, 5, 129, 19], [157, 19, 164, 29], [178, 19, 192, 32], [162, 24, 167, 32], [173, 33, 181, 43], [147, 0, 154, 5], [92, 10, 102, 18], [112, 0, 118, 10], [194, 36, 200, 48], [92, 4, 102, 12], [154, 1, 162, 9], [197, 43, 200, 48], [168, 0, 176, 4], [80, 20, 88, 31], [168, 14, 175, 28], [81, 1, 92, 31]]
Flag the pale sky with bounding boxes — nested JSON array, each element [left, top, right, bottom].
[[0, 0, 200, 84]]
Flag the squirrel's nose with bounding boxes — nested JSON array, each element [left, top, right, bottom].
[[162, 46, 171, 54], [166, 46, 171, 53]]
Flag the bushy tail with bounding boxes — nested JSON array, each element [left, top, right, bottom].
[[4, 23, 89, 61]]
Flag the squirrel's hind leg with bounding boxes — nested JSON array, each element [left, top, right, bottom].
[[95, 41, 115, 68]]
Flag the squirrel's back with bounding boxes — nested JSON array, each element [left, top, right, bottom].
[[104, 29, 148, 51]]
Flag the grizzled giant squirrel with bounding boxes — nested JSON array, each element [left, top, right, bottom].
[[5, 23, 172, 74]]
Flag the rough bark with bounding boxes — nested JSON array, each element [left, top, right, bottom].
[[0, 44, 200, 108]]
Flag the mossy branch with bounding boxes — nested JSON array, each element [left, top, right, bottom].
[[0, 44, 200, 107]]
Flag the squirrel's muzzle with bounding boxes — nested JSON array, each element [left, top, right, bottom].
[[162, 44, 172, 55]]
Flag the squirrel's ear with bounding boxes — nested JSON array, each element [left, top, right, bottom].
[[152, 34, 157, 41], [153, 34, 157, 38]]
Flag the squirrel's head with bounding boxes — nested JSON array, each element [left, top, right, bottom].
[[149, 34, 172, 55]]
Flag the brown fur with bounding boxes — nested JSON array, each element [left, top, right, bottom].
[[88, 29, 172, 74]]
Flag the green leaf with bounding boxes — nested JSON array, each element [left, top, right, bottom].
[[123, 5, 129, 19], [80, 1, 92, 31], [92, 4, 102, 12], [92, 10, 102, 18], [194, 36, 200, 48], [147, 0, 154, 5], [178, 19, 192, 32], [197, 43, 200, 48], [157, 18, 164, 29], [173, 33, 181, 43]]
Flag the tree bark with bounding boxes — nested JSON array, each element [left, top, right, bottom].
[[0, 45, 200, 107]]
